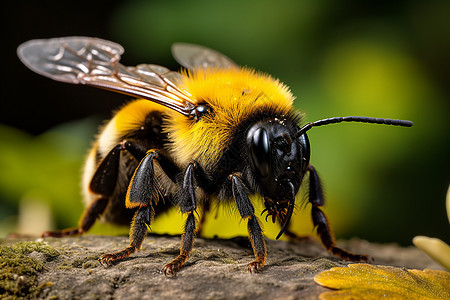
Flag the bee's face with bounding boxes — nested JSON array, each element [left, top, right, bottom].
[[247, 119, 310, 206]]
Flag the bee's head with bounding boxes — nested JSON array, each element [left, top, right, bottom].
[[247, 119, 310, 238], [246, 115, 412, 238]]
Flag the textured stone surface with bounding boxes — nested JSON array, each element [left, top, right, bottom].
[[1, 234, 444, 299]]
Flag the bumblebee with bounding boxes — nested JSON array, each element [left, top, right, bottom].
[[17, 37, 412, 275]]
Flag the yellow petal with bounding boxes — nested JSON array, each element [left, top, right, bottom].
[[413, 236, 450, 271], [314, 263, 450, 300]]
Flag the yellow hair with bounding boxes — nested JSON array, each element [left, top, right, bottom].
[[98, 100, 167, 156], [167, 68, 295, 168], [114, 100, 167, 134]]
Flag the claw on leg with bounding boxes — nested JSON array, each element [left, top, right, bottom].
[[161, 254, 189, 276], [162, 212, 196, 276], [99, 246, 138, 266], [41, 228, 83, 238], [247, 257, 265, 274]]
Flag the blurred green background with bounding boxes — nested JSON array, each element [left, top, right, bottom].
[[1, 0, 449, 245]]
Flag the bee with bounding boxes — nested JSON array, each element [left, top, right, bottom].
[[17, 37, 412, 275]]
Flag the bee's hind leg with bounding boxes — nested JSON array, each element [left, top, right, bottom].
[[99, 205, 151, 265], [42, 140, 148, 238], [100, 149, 182, 267], [42, 196, 109, 237], [42, 143, 127, 237]]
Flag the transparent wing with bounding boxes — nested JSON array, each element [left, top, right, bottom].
[[171, 43, 239, 70], [17, 37, 197, 116]]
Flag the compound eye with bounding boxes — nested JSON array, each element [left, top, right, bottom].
[[250, 127, 271, 179], [190, 104, 210, 121], [297, 133, 310, 172]]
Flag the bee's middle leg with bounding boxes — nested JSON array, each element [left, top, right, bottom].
[[162, 162, 198, 276], [162, 211, 197, 276]]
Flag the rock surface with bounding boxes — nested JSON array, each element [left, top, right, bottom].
[[1, 234, 444, 299]]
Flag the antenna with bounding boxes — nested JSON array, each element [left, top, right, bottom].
[[296, 116, 413, 138]]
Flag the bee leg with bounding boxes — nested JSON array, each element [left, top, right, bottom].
[[42, 196, 109, 237], [308, 164, 373, 263], [126, 149, 181, 209], [42, 140, 154, 239], [99, 204, 152, 266], [89, 144, 123, 195], [80, 141, 148, 232], [230, 173, 266, 273], [162, 211, 197, 276], [42, 144, 125, 237], [90, 140, 149, 195], [162, 162, 198, 276], [121, 140, 148, 161], [100, 149, 175, 265]]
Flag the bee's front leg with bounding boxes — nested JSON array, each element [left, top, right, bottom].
[[229, 173, 266, 273], [308, 164, 373, 263]]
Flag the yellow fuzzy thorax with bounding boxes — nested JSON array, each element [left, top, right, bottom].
[[97, 100, 166, 156], [167, 67, 295, 168]]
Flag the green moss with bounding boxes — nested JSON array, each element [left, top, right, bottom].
[[0, 241, 61, 299], [55, 261, 73, 271], [221, 258, 237, 264], [56, 253, 99, 270]]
